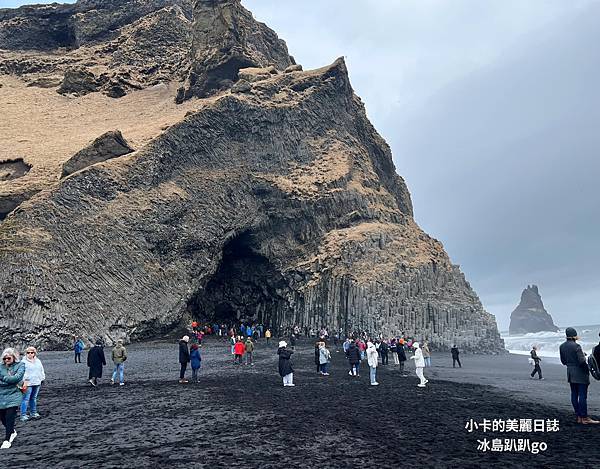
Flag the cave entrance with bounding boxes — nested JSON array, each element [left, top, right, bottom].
[[186, 230, 289, 329]]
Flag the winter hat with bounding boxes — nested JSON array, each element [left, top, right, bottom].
[[278, 341, 287, 348], [182, 335, 190, 342], [565, 327, 578, 339]]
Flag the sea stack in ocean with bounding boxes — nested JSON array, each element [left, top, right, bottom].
[[509, 285, 559, 335], [0, 0, 503, 352]]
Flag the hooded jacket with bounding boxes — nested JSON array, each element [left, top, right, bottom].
[[179, 340, 190, 364], [23, 357, 46, 386], [112, 344, 127, 364], [366, 342, 378, 368], [0, 360, 25, 409], [411, 343, 425, 368], [396, 343, 407, 361], [319, 346, 331, 365], [346, 343, 361, 365], [278, 347, 294, 377], [234, 341, 246, 355], [87, 345, 106, 378], [190, 348, 202, 369]]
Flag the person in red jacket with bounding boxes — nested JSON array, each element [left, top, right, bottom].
[[233, 337, 246, 365]]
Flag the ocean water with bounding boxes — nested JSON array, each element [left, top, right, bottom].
[[501, 325, 600, 358]]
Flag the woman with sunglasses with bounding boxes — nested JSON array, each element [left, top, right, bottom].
[[0, 348, 25, 449], [20, 347, 45, 422]]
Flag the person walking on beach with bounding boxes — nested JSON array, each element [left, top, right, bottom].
[[559, 327, 599, 424], [366, 341, 379, 386], [594, 332, 600, 368], [178, 335, 190, 383], [390, 340, 399, 365], [110, 339, 127, 386], [74, 337, 84, 364], [20, 347, 45, 421], [451, 345, 461, 368], [278, 341, 295, 386], [87, 340, 106, 387], [422, 341, 431, 368], [397, 339, 407, 375], [229, 334, 236, 356], [0, 348, 25, 449], [410, 342, 427, 387], [234, 337, 246, 365], [319, 342, 331, 376], [530, 345, 543, 380], [245, 337, 255, 366], [290, 334, 297, 350], [314, 339, 324, 373], [347, 340, 361, 377], [265, 329, 272, 346], [190, 344, 201, 382]]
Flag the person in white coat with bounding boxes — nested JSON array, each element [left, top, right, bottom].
[[366, 341, 379, 386], [20, 347, 45, 421], [410, 342, 428, 387]]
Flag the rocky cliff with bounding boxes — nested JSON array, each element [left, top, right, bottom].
[[0, 0, 503, 351], [509, 285, 558, 335]]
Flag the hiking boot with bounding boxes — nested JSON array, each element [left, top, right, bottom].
[[19, 415, 29, 422], [580, 417, 600, 425]]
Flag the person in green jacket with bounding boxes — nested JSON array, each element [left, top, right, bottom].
[[1, 348, 25, 449], [245, 337, 255, 366], [110, 339, 127, 386]]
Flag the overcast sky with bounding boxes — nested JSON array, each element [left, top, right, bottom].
[[5, 0, 599, 329]]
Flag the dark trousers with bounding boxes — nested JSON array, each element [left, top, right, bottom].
[[0, 407, 17, 441], [399, 360, 405, 372], [381, 352, 388, 365], [570, 383, 589, 417], [179, 362, 187, 379], [531, 364, 542, 379], [453, 357, 462, 368], [75, 352, 81, 363]]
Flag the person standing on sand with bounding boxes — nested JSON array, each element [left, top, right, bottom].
[[347, 340, 361, 377], [178, 335, 190, 383], [397, 339, 407, 375], [366, 341, 379, 386], [20, 347, 45, 421], [451, 345, 461, 368], [422, 341, 431, 367], [410, 342, 427, 387], [74, 337, 84, 364], [290, 334, 297, 350], [110, 339, 127, 386], [0, 348, 25, 449], [559, 327, 599, 424], [379, 340, 389, 365], [234, 337, 246, 365], [593, 332, 600, 367], [245, 337, 255, 366], [265, 329, 272, 346], [87, 340, 106, 387], [278, 341, 295, 386], [390, 339, 399, 365], [529, 345, 543, 380], [314, 339, 324, 373], [190, 344, 201, 382], [318, 342, 331, 376]]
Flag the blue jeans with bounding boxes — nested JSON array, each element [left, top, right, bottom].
[[20, 385, 40, 415], [320, 363, 329, 373], [424, 357, 431, 367], [370, 366, 377, 384], [112, 363, 124, 384], [570, 383, 588, 417]]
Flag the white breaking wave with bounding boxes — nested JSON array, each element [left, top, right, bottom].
[[502, 325, 599, 358]]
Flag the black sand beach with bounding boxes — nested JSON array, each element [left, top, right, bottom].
[[7, 338, 600, 468]]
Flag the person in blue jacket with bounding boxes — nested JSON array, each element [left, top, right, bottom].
[[74, 337, 84, 363], [1, 348, 25, 449], [190, 344, 202, 382]]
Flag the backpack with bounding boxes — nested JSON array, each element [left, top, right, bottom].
[[588, 349, 600, 381]]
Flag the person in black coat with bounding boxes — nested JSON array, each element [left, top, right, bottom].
[[178, 335, 190, 383], [530, 345, 543, 380], [278, 341, 294, 386], [397, 341, 407, 374], [347, 341, 361, 376], [594, 332, 600, 367], [87, 340, 106, 387], [451, 345, 461, 368], [379, 340, 389, 365], [559, 327, 599, 424]]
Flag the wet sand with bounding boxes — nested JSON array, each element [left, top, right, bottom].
[[7, 338, 600, 468]]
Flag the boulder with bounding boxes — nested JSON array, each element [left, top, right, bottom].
[[61, 130, 134, 178]]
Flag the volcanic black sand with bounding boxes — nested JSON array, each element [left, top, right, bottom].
[[6, 338, 600, 468]]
